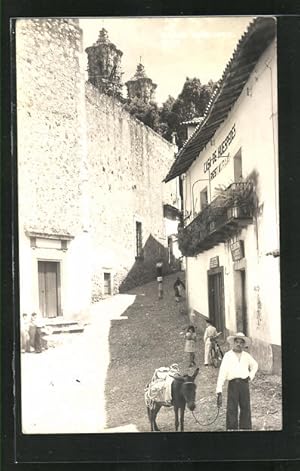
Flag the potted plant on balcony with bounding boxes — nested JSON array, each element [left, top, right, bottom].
[[213, 180, 254, 220]]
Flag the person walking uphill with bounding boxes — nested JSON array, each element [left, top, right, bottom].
[[173, 277, 185, 302], [184, 325, 196, 367], [156, 261, 164, 300], [216, 332, 258, 430]]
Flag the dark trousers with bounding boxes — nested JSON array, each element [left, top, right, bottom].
[[226, 378, 252, 430], [29, 325, 42, 352]]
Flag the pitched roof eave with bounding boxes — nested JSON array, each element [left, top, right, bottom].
[[164, 17, 276, 183]]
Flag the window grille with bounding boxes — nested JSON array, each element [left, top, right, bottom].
[[136, 221, 143, 258]]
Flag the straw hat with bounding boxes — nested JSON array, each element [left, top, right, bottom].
[[227, 332, 251, 347]]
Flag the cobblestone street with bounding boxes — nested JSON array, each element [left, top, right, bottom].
[[21, 272, 282, 433]]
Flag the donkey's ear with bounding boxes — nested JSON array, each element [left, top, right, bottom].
[[192, 368, 200, 380]]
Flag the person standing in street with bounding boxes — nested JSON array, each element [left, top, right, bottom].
[[216, 332, 258, 430], [184, 325, 197, 367], [29, 312, 43, 353], [21, 312, 30, 352], [203, 318, 218, 366], [156, 261, 164, 299], [173, 276, 185, 302]]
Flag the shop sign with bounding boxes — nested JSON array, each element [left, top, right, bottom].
[[231, 240, 244, 261], [203, 123, 236, 174], [209, 256, 219, 269]]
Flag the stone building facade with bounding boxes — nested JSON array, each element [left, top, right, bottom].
[[16, 19, 179, 321], [85, 84, 178, 298]]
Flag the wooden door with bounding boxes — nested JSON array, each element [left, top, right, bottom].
[[208, 268, 225, 333], [38, 261, 61, 318], [235, 269, 248, 334]]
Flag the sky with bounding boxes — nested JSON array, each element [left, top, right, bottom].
[[80, 17, 255, 105]]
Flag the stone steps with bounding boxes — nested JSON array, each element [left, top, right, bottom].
[[44, 319, 84, 335]]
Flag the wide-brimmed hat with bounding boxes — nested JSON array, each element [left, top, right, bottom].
[[227, 332, 251, 347]]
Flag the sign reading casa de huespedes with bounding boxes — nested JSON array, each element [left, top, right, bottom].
[[203, 123, 236, 180]]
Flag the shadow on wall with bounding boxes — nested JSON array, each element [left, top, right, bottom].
[[119, 234, 180, 293]]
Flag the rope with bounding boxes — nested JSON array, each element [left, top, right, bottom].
[[191, 405, 221, 427]]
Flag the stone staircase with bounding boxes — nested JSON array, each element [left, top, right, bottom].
[[44, 318, 85, 335], [42, 318, 85, 349]]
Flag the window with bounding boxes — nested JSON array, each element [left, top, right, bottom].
[[136, 221, 143, 258], [61, 240, 68, 251], [200, 187, 208, 210], [168, 236, 173, 263], [234, 149, 243, 181], [104, 272, 112, 296]]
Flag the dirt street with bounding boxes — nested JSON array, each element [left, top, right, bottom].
[[105, 272, 282, 432], [21, 272, 282, 433]]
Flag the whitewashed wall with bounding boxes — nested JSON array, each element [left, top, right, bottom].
[[184, 40, 280, 348]]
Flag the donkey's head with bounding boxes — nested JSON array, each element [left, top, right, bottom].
[[177, 368, 199, 411]]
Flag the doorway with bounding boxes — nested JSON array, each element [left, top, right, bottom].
[[38, 261, 61, 318], [208, 267, 225, 333], [234, 268, 248, 334]]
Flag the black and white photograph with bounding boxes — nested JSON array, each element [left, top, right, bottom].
[[16, 15, 282, 435]]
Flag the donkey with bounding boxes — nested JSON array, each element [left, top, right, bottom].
[[146, 368, 199, 432]]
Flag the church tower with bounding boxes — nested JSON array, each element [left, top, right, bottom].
[[125, 62, 157, 104], [85, 28, 123, 97]]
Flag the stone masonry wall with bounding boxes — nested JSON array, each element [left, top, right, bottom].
[[16, 18, 179, 307], [16, 19, 84, 236], [85, 83, 177, 296]]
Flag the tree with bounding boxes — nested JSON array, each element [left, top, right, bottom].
[[157, 95, 179, 141], [123, 77, 217, 145], [124, 97, 161, 132], [161, 77, 218, 147]]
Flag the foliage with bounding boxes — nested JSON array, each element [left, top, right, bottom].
[[213, 182, 254, 208], [124, 97, 161, 132], [157, 95, 180, 142], [124, 77, 217, 145], [168, 78, 218, 147], [172, 78, 216, 120], [213, 171, 259, 212], [177, 205, 220, 257], [178, 176, 258, 257]]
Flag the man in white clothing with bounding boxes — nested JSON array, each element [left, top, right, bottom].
[[216, 332, 258, 430], [203, 319, 217, 365]]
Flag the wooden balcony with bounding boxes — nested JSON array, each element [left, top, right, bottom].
[[178, 182, 254, 256]]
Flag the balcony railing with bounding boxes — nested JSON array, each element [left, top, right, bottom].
[[178, 182, 254, 256]]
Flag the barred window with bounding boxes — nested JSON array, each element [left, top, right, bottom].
[[136, 221, 143, 258]]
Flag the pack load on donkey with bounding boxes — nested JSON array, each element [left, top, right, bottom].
[[145, 364, 199, 431], [144, 364, 181, 409]]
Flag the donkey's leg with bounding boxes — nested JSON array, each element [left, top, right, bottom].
[[174, 406, 179, 431], [153, 404, 161, 431], [150, 410, 155, 431], [147, 407, 153, 431], [180, 405, 186, 432]]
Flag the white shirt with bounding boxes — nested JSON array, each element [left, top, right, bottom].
[[216, 349, 258, 393], [203, 325, 217, 342]]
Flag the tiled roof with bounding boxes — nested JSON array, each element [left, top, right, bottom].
[[164, 17, 276, 183]]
